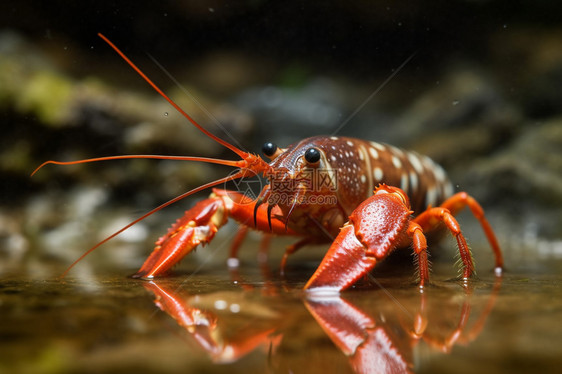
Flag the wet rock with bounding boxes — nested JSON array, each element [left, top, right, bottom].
[[0, 211, 29, 274], [394, 68, 521, 167], [0, 31, 252, 154], [464, 118, 562, 239], [234, 78, 346, 146]]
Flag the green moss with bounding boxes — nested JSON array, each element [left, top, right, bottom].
[[0, 140, 32, 173], [17, 71, 73, 127]]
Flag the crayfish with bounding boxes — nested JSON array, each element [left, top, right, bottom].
[[33, 34, 504, 292]]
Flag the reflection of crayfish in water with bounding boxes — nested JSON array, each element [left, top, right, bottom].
[[143, 276, 502, 371], [33, 34, 504, 292]]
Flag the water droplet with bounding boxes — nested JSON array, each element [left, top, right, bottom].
[[214, 300, 227, 310], [452, 100, 460, 106], [495, 267, 503, 277], [209, 7, 215, 12], [164, 112, 169, 116], [227, 257, 240, 268]]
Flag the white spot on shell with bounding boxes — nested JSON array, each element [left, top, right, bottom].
[[358, 150, 365, 160], [330, 136, 338, 140], [331, 155, 337, 162], [390, 146, 404, 158], [433, 164, 447, 182], [373, 167, 384, 181], [392, 155, 402, 169], [369, 147, 379, 159], [422, 155, 437, 171], [360, 174, 366, 184], [370, 142, 386, 151], [346, 140, 354, 147], [408, 153, 424, 174], [409, 172, 418, 192], [400, 173, 409, 193], [426, 186, 438, 207]]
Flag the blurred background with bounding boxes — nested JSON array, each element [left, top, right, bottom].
[[1, 0, 561, 277]]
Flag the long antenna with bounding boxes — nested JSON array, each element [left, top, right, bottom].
[[97, 33, 248, 158], [60, 170, 246, 278], [31, 155, 244, 177], [31, 34, 272, 277]]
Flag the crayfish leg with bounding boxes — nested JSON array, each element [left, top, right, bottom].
[[413, 207, 475, 280], [280, 237, 319, 275], [437, 192, 503, 273], [227, 227, 272, 267], [227, 225, 250, 268], [407, 221, 430, 287]]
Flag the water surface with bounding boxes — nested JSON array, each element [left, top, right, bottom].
[[2, 248, 561, 374]]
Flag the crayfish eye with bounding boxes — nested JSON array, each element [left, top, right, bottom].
[[262, 142, 278, 157], [304, 147, 321, 164]]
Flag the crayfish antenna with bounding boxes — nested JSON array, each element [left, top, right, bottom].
[[97, 33, 254, 161], [95, 33, 272, 177], [60, 170, 248, 278], [31, 155, 247, 177], [33, 33, 275, 277]]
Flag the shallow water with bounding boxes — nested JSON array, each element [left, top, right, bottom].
[[2, 247, 561, 374]]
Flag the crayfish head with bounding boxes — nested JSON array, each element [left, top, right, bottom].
[[255, 137, 340, 233]]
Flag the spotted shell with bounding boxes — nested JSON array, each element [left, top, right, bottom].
[[268, 135, 453, 216]]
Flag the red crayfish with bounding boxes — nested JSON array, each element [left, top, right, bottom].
[[33, 34, 504, 292]]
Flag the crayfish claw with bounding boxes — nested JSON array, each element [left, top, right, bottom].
[[304, 224, 377, 292], [134, 196, 227, 278]]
